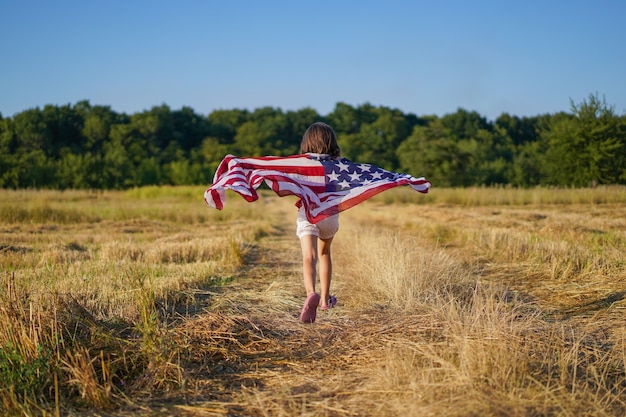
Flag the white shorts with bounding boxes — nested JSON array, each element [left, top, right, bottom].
[[296, 208, 339, 240]]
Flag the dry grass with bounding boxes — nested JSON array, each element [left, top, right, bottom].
[[1, 187, 625, 416]]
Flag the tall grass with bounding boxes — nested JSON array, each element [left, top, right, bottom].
[[337, 228, 471, 309], [0, 187, 273, 415], [334, 201, 626, 416], [0, 187, 264, 224], [375, 185, 626, 206]]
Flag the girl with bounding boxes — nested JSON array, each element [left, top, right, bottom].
[[297, 122, 341, 323]]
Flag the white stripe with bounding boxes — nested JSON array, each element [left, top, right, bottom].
[[249, 169, 325, 185], [230, 156, 322, 168]]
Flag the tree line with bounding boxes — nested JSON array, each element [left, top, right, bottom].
[[1, 94, 624, 189]]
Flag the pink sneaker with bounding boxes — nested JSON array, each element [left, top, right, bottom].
[[300, 292, 321, 323], [320, 295, 337, 311]]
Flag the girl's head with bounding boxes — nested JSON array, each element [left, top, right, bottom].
[[300, 122, 340, 157]]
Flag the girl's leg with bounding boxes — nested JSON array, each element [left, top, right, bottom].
[[318, 237, 334, 307], [299, 234, 318, 295]]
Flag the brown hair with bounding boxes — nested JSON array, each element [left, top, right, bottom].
[[300, 122, 341, 158]]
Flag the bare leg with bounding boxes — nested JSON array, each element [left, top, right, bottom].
[[299, 235, 318, 295], [318, 237, 334, 308]]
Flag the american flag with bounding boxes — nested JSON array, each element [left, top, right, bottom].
[[204, 154, 431, 223]]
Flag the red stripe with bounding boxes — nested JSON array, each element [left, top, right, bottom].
[[238, 162, 324, 177]]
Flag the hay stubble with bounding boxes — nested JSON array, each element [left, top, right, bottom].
[[1, 187, 625, 416]]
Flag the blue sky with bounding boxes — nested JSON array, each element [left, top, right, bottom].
[[1, 0, 625, 121]]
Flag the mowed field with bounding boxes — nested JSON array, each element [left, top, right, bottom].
[[1, 186, 625, 416]]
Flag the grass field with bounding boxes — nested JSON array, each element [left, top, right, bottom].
[[1, 186, 625, 416]]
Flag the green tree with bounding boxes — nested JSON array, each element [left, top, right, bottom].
[[542, 95, 626, 186], [327, 102, 360, 134], [397, 120, 471, 186], [80, 103, 119, 152], [17, 150, 55, 188], [0, 118, 18, 187], [188, 148, 213, 183], [171, 106, 210, 152], [326, 102, 381, 136], [511, 140, 545, 187], [441, 108, 491, 140], [198, 137, 230, 177], [337, 106, 415, 170], [495, 113, 540, 146], [109, 119, 150, 169], [208, 108, 249, 145], [232, 107, 289, 156], [6, 108, 57, 187], [458, 128, 515, 185], [102, 137, 134, 189], [285, 107, 322, 153], [166, 160, 194, 185], [11, 108, 51, 155], [136, 157, 162, 186], [55, 151, 92, 189], [129, 106, 170, 157], [42, 103, 84, 157]]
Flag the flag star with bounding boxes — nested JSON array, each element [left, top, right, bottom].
[[338, 180, 350, 189], [336, 161, 350, 172], [361, 179, 373, 186], [326, 170, 340, 182], [371, 171, 383, 180], [349, 171, 361, 181], [358, 164, 371, 172]]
